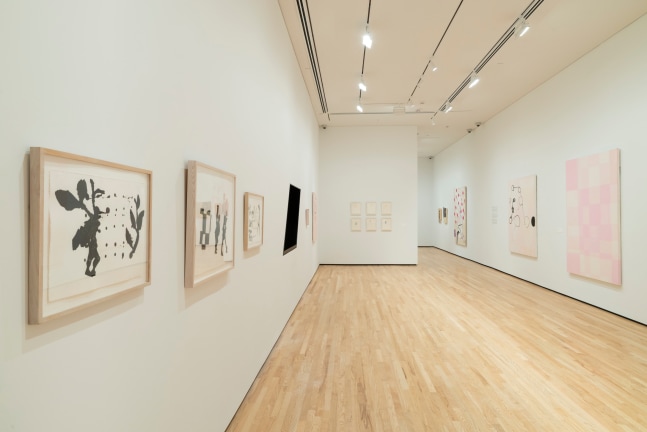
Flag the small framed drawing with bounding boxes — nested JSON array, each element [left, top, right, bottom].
[[443, 207, 448, 224], [185, 161, 235, 288], [350, 202, 362, 216], [438, 208, 442, 223], [381, 201, 392, 216], [366, 201, 377, 216], [29, 147, 152, 324], [244, 192, 264, 251], [366, 217, 377, 232], [351, 218, 362, 232], [381, 218, 392, 231], [305, 208, 310, 227]]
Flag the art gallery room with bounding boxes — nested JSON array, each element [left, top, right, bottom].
[[3, 0, 647, 430]]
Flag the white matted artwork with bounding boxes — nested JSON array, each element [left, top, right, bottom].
[[351, 201, 362, 216], [305, 208, 310, 227], [29, 147, 151, 324], [366, 217, 377, 232], [454, 187, 467, 246], [366, 201, 377, 216], [244, 192, 264, 251], [508, 175, 537, 257], [185, 161, 235, 288], [381, 201, 392, 215], [351, 217, 362, 232], [381, 218, 392, 231]]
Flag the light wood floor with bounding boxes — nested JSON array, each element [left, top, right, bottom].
[[226, 248, 647, 431]]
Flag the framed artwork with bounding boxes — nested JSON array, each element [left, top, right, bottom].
[[185, 161, 235, 288], [305, 208, 310, 227], [366, 217, 377, 232], [350, 202, 362, 216], [366, 201, 377, 216], [508, 175, 537, 257], [351, 218, 361, 232], [454, 187, 467, 246], [438, 208, 442, 223], [381, 201, 392, 216], [244, 192, 264, 251], [381, 218, 392, 231], [566, 149, 621, 285], [29, 147, 151, 324], [443, 207, 448, 224], [312, 192, 318, 243]]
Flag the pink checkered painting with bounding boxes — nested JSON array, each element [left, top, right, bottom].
[[565, 149, 621, 285], [453, 187, 467, 246]]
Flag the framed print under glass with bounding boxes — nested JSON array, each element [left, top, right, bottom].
[[244, 192, 264, 251], [185, 161, 235, 288], [29, 147, 151, 324]]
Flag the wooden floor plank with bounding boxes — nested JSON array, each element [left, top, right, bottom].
[[226, 248, 647, 431]]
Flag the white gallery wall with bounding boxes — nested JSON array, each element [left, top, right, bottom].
[[431, 14, 647, 325], [319, 126, 418, 264], [418, 157, 436, 246], [0, 1, 319, 431]]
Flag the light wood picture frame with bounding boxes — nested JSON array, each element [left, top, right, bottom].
[[381, 201, 392, 216], [351, 218, 362, 232], [29, 147, 152, 324], [366, 217, 377, 232], [350, 201, 362, 216], [366, 201, 377, 216], [185, 161, 235, 288], [244, 192, 264, 251], [381, 218, 392, 231]]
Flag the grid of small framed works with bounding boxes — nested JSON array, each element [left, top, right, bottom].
[[349, 201, 392, 232]]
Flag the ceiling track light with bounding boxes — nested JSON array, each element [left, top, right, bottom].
[[468, 72, 480, 89], [356, 102, 364, 113], [429, 57, 438, 72], [359, 76, 367, 92], [362, 25, 373, 49], [443, 102, 453, 113], [515, 18, 530, 38]]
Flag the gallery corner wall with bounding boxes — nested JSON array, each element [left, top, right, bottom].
[[418, 157, 436, 246], [430, 14, 647, 325], [319, 126, 418, 265], [0, 1, 319, 431]]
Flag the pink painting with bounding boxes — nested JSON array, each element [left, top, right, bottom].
[[566, 149, 621, 285], [453, 187, 467, 246]]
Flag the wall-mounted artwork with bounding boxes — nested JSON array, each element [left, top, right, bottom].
[[443, 207, 448, 224], [381, 218, 392, 232], [566, 149, 621, 285], [438, 208, 442, 223], [283, 184, 301, 255], [29, 147, 151, 324], [454, 187, 467, 246], [305, 208, 310, 227], [312, 192, 318, 243], [185, 161, 235, 288], [244, 192, 264, 251], [366, 201, 377, 216], [366, 217, 377, 232], [508, 175, 537, 257], [351, 218, 361, 232], [381, 201, 392, 216], [350, 202, 362, 216]]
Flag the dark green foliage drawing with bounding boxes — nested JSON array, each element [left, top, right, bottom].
[[125, 195, 144, 259], [55, 179, 145, 277]]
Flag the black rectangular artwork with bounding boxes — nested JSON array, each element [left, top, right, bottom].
[[283, 184, 301, 255]]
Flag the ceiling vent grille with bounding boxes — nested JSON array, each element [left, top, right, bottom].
[[296, 0, 328, 114]]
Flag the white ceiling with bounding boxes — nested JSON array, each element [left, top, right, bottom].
[[278, 0, 647, 157]]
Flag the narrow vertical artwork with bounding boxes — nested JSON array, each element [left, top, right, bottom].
[[566, 149, 621, 285], [312, 192, 318, 243], [453, 187, 467, 246], [508, 175, 537, 257]]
